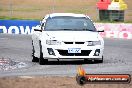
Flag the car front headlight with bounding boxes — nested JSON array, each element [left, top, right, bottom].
[[87, 41, 101, 46], [46, 40, 61, 45]]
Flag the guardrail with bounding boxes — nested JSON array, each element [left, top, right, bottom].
[[0, 20, 132, 39]]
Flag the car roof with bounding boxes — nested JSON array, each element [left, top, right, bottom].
[[42, 13, 91, 23], [44, 13, 89, 19]]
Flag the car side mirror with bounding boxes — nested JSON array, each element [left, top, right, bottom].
[[97, 27, 104, 32], [34, 29, 42, 32], [97, 30, 104, 32], [34, 25, 42, 32]]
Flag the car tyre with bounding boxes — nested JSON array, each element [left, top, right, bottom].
[[39, 41, 48, 65], [32, 40, 39, 62], [95, 56, 103, 63], [32, 56, 39, 62]]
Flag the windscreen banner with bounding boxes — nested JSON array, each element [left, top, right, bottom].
[[0, 20, 132, 39]]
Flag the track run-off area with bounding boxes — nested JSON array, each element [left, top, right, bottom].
[[0, 34, 132, 77]]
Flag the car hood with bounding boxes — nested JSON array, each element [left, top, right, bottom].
[[43, 31, 99, 41]]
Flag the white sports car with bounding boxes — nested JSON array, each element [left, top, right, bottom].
[[32, 13, 104, 65]]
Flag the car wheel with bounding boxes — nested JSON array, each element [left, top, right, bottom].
[[32, 40, 39, 62], [39, 41, 48, 65], [95, 56, 103, 63]]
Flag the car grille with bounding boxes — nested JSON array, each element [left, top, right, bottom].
[[75, 42, 84, 44], [57, 50, 91, 56], [64, 42, 85, 44], [64, 42, 73, 44]]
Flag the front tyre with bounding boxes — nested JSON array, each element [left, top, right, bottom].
[[32, 40, 39, 62], [39, 40, 48, 65], [95, 56, 103, 63]]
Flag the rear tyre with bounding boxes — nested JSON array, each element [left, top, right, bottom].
[[39, 41, 48, 65], [32, 56, 39, 62], [32, 40, 39, 62]]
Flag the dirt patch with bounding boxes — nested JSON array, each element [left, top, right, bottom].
[[0, 76, 131, 88], [0, 58, 34, 71]]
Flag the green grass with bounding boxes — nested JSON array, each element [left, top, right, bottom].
[[1, 15, 132, 23], [0, 15, 132, 23], [0, 16, 40, 20]]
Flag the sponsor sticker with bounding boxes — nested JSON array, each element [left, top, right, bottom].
[[76, 66, 131, 85]]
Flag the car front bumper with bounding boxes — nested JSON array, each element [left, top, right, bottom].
[[42, 44, 104, 60]]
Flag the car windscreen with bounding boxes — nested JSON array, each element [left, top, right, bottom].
[[44, 16, 96, 31]]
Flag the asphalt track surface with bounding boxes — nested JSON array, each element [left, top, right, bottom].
[[0, 34, 132, 77]]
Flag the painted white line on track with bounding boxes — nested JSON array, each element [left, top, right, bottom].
[[19, 76, 34, 79]]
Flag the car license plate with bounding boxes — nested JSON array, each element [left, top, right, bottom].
[[68, 48, 81, 53]]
